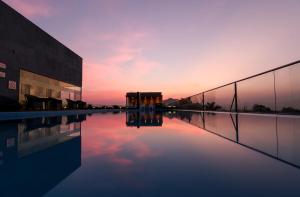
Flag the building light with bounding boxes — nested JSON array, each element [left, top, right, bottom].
[[0, 63, 6, 69], [0, 71, 5, 78], [8, 80, 16, 90]]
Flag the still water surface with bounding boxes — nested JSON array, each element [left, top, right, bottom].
[[1, 111, 300, 197]]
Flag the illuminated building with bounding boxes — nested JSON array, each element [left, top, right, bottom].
[[126, 92, 163, 110]]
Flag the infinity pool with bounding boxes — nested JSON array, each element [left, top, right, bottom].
[[1, 111, 300, 196]]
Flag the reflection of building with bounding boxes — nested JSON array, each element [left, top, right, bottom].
[[0, 115, 83, 196], [126, 92, 163, 110], [126, 111, 163, 128], [18, 115, 84, 157], [0, 2, 82, 109]]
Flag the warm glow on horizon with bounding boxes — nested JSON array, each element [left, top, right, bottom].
[[4, 0, 300, 105]]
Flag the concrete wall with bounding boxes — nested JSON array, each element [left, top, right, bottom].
[[0, 1, 82, 101]]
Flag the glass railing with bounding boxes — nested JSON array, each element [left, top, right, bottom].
[[178, 60, 300, 114], [167, 111, 300, 169]]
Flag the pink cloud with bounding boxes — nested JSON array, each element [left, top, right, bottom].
[[82, 114, 159, 166], [83, 90, 125, 105], [78, 29, 164, 105], [4, 0, 54, 18]]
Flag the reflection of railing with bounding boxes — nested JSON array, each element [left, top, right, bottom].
[[169, 111, 300, 169], [179, 60, 300, 114]]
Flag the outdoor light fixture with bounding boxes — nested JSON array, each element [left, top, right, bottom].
[[0, 62, 6, 69]]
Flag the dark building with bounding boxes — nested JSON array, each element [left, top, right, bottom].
[[126, 92, 163, 110], [0, 1, 82, 110]]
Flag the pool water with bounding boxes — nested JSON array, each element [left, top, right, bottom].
[[1, 111, 300, 197]]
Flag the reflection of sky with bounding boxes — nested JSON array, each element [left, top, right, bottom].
[[45, 113, 300, 196], [3, 0, 300, 104], [239, 115, 277, 156]]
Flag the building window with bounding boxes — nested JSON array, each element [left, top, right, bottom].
[[8, 81, 16, 90], [19, 69, 82, 107], [35, 86, 45, 97], [0, 71, 5, 78], [75, 92, 81, 101], [46, 88, 52, 97], [21, 84, 31, 95]]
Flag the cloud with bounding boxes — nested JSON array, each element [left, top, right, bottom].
[[4, 0, 54, 18], [82, 114, 159, 166], [77, 28, 164, 105]]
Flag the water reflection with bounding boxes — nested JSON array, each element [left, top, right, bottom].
[[45, 112, 300, 196], [126, 111, 163, 127], [1, 112, 300, 196], [0, 115, 84, 197], [168, 111, 300, 168]]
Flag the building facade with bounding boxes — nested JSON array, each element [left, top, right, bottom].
[[126, 92, 163, 110], [0, 1, 82, 110]]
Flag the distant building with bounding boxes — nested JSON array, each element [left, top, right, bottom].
[[163, 98, 179, 107], [126, 92, 162, 110], [0, 2, 82, 110]]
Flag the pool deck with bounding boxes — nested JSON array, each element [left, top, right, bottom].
[[0, 109, 123, 121]]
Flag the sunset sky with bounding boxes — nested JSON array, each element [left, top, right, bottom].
[[3, 0, 300, 105]]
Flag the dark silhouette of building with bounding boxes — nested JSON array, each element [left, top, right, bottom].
[[126, 92, 162, 110], [0, 1, 82, 110]]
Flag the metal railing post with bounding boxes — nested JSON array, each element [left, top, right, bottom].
[[273, 71, 277, 114], [202, 93, 205, 111], [234, 82, 238, 113]]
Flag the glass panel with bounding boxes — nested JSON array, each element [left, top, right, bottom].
[[21, 84, 31, 95], [19, 70, 82, 107], [175, 111, 193, 123], [170, 111, 205, 128], [190, 93, 204, 110], [189, 112, 205, 128], [237, 73, 275, 113], [275, 63, 300, 113], [239, 115, 277, 156], [204, 84, 234, 111], [204, 113, 237, 141], [277, 116, 300, 166], [46, 89, 52, 97], [176, 97, 192, 109]]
